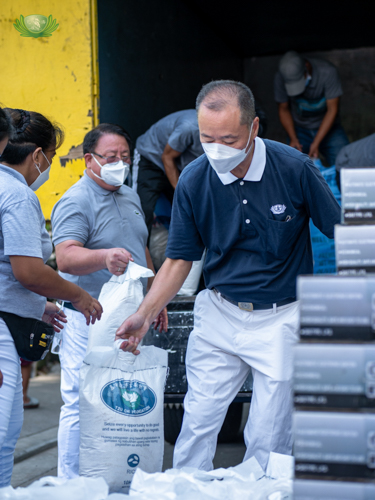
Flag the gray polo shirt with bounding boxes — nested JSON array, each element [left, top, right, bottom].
[[51, 172, 148, 299], [274, 57, 343, 129], [135, 110, 204, 172], [336, 133, 375, 171], [0, 164, 52, 319]]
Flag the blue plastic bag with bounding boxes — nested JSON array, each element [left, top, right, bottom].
[[309, 160, 341, 274]]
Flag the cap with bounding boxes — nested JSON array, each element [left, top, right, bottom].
[[279, 51, 306, 97]]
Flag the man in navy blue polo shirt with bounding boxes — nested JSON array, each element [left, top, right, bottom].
[[116, 80, 341, 472]]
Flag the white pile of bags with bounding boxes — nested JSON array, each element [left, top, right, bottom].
[[129, 452, 293, 500], [0, 453, 293, 499]]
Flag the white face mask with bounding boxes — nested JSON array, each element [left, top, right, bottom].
[[30, 151, 51, 191], [201, 122, 254, 175], [91, 154, 129, 186]]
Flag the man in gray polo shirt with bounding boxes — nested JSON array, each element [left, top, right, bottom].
[[274, 51, 348, 166], [51, 123, 166, 479], [134, 110, 204, 238], [336, 133, 375, 170]]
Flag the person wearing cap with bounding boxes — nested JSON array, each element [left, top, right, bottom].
[[51, 123, 167, 479], [274, 51, 348, 166], [115, 80, 341, 472]]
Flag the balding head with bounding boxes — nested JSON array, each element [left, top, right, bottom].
[[196, 80, 256, 129]]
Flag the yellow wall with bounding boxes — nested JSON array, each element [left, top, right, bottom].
[[0, 0, 99, 219]]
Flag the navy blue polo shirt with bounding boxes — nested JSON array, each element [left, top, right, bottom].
[[165, 138, 341, 303]]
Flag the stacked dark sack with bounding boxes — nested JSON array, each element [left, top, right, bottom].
[[293, 167, 375, 499]]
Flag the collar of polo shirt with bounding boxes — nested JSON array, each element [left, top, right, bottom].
[[0, 163, 29, 186], [83, 170, 124, 196], [216, 137, 266, 185]]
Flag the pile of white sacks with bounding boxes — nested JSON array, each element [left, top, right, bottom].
[[0, 453, 293, 500]]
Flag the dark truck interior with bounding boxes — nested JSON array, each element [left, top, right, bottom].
[[96, 0, 375, 443], [97, 0, 375, 144]]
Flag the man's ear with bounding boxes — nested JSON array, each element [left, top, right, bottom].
[[252, 117, 260, 139], [84, 153, 93, 169]]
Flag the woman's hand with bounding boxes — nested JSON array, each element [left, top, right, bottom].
[[71, 290, 103, 326], [42, 301, 68, 333], [153, 307, 168, 333]]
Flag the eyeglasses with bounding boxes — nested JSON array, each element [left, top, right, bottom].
[[92, 152, 130, 164]]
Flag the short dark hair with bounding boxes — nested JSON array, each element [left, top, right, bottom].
[[196, 80, 256, 128], [83, 123, 132, 155], [1, 108, 64, 165], [0, 107, 13, 142]]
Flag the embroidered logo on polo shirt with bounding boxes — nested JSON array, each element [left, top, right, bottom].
[[134, 210, 141, 216], [270, 204, 286, 215]]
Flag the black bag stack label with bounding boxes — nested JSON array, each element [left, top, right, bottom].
[[341, 168, 375, 224], [294, 344, 375, 409], [293, 169, 375, 490], [294, 411, 375, 480], [335, 224, 375, 275], [293, 479, 375, 499], [297, 275, 375, 341]]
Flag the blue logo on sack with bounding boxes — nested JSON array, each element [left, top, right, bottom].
[[100, 379, 157, 416], [127, 454, 140, 468]]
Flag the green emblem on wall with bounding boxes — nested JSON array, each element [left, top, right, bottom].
[[14, 15, 59, 38]]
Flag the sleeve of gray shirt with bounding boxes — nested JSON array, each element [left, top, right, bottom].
[[168, 121, 195, 153], [323, 64, 343, 100], [336, 133, 375, 170], [274, 71, 289, 103], [2, 198, 43, 257], [51, 197, 90, 247]]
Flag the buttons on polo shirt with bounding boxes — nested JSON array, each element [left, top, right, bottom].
[[246, 219, 250, 224], [243, 199, 248, 204], [240, 181, 244, 186]]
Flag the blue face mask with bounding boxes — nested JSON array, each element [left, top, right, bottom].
[[305, 74, 312, 87]]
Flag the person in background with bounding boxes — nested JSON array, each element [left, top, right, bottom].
[[334, 133, 375, 189], [336, 133, 375, 171], [274, 50, 348, 166], [133, 110, 204, 240], [0, 108, 102, 487], [116, 80, 341, 472], [51, 123, 167, 479]]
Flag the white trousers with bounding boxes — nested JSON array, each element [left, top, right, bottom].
[[0, 319, 23, 487], [58, 308, 89, 479], [173, 289, 299, 472]]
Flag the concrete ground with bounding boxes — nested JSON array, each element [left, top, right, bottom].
[[11, 368, 247, 488]]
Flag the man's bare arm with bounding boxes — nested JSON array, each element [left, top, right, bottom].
[[56, 240, 133, 276], [161, 144, 182, 189], [278, 102, 302, 151], [308, 97, 340, 158]]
